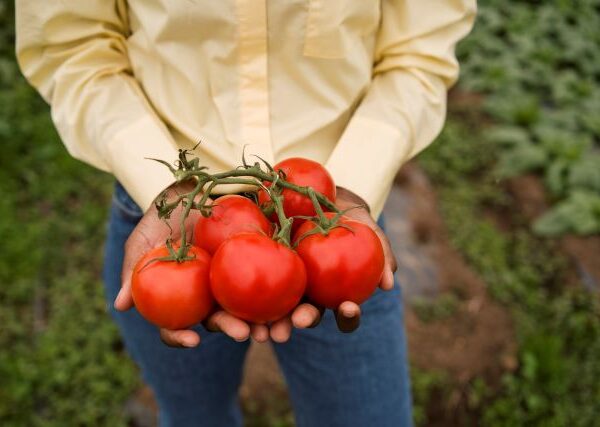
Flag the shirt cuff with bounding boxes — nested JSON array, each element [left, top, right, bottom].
[[105, 116, 181, 212], [325, 116, 411, 219]]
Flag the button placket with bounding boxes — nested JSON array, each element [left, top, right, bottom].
[[236, 0, 274, 164]]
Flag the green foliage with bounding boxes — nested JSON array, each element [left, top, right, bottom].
[[420, 118, 600, 426], [0, 2, 138, 425], [458, 0, 600, 236], [483, 292, 600, 427], [534, 191, 600, 236], [410, 368, 450, 427]]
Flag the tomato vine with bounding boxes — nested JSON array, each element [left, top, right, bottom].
[[151, 148, 343, 261]]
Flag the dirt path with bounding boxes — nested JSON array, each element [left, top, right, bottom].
[[397, 163, 516, 384]]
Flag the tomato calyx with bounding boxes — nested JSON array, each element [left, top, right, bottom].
[[139, 238, 197, 272], [292, 208, 360, 246], [132, 244, 213, 329], [163, 238, 197, 263]]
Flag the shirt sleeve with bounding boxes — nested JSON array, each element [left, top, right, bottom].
[[325, 0, 477, 218], [15, 1, 180, 211]]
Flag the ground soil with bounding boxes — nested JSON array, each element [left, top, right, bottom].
[[507, 174, 600, 291], [399, 163, 516, 382], [396, 164, 517, 425]]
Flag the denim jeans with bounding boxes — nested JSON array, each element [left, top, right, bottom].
[[102, 182, 413, 427]]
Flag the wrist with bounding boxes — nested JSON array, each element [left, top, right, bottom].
[[335, 186, 370, 213], [148, 179, 200, 213], [165, 179, 197, 196]]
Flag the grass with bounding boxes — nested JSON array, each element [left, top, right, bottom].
[[0, 2, 138, 425]]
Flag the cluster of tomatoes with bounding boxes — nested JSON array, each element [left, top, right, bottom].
[[131, 158, 385, 330]]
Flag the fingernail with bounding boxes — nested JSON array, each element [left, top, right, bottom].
[[183, 338, 198, 348], [341, 306, 357, 318], [301, 312, 314, 325], [234, 336, 249, 343]]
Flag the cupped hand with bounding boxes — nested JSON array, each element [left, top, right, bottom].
[[335, 186, 398, 291], [114, 182, 252, 348], [252, 186, 397, 342], [115, 184, 395, 346]]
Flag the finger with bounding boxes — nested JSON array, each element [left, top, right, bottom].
[[374, 230, 397, 291], [376, 230, 397, 271], [379, 266, 395, 291], [114, 287, 133, 312], [334, 301, 361, 333], [204, 311, 250, 342], [291, 303, 323, 329], [270, 316, 293, 343], [116, 231, 151, 311], [159, 329, 201, 348], [250, 324, 270, 343]]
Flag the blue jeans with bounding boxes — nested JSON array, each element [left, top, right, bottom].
[[102, 183, 413, 427]]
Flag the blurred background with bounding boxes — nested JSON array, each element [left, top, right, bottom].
[[1, 0, 599, 425]]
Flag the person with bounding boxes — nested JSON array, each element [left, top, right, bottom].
[[16, 1, 476, 426]]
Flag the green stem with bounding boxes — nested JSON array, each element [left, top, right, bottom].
[[178, 168, 339, 213], [308, 188, 329, 224], [197, 180, 217, 217], [155, 153, 344, 259], [268, 185, 293, 247], [174, 179, 204, 261]]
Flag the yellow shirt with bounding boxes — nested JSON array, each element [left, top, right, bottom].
[[16, 0, 476, 218]]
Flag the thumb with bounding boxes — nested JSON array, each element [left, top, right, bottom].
[[115, 223, 155, 311]]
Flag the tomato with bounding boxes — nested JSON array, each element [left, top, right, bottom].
[[131, 245, 214, 329], [194, 194, 272, 254], [293, 213, 384, 309], [258, 158, 336, 220], [210, 232, 306, 323]]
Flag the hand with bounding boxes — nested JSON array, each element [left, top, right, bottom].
[[335, 186, 398, 291], [115, 184, 396, 346], [253, 186, 397, 340], [114, 182, 252, 347]]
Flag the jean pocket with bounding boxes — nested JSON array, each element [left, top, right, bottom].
[[111, 182, 143, 223]]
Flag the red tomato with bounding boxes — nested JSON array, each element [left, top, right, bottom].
[[131, 245, 214, 329], [194, 194, 272, 254], [293, 214, 384, 309], [258, 158, 336, 219], [210, 233, 306, 323]]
